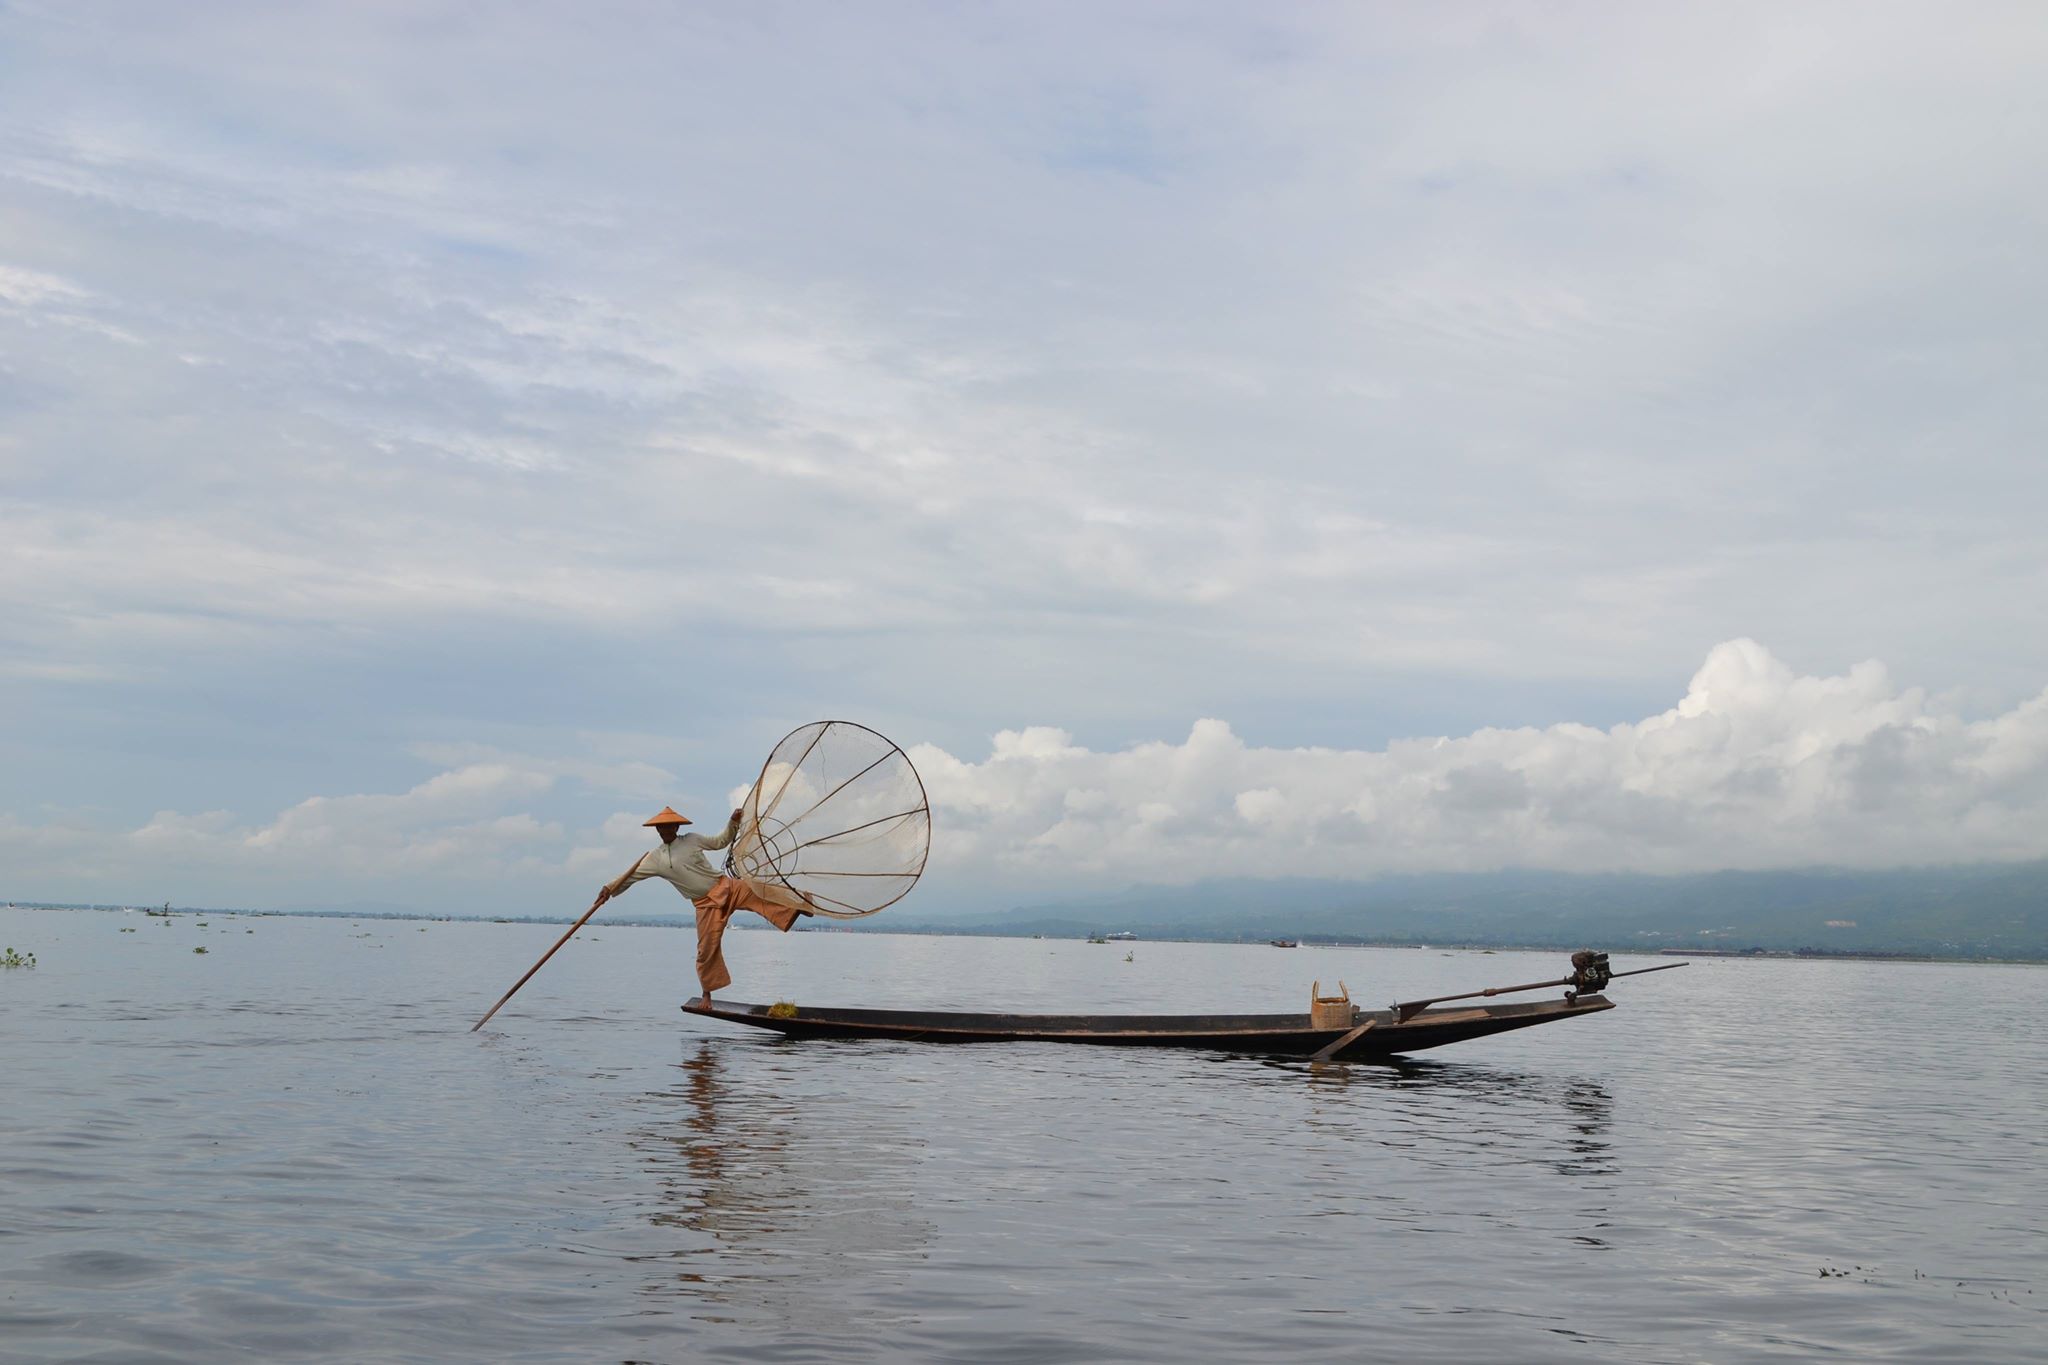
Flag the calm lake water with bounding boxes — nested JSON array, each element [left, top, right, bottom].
[[2, 906, 2043, 1364]]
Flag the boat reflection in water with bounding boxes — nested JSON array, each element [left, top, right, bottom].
[[623, 1040, 932, 1334], [1291, 1056, 1617, 1180]]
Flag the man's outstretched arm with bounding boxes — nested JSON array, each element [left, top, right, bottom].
[[700, 808, 744, 853], [595, 853, 651, 906]]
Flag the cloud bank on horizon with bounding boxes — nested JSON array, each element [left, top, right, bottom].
[[918, 640, 2048, 889], [9, 642, 2048, 914], [3, 5, 2045, 913]]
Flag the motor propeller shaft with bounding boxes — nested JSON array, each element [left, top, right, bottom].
[[1389, 952, 1687, 1022]]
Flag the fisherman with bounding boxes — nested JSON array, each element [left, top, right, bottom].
[[596, 806, 811, 1001]]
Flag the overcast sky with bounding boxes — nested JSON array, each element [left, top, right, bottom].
[[4, 2, 2044, 916]]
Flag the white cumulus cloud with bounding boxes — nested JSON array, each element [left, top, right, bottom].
[[5, 642, 2047, 914], [911, 641, 2048, 889]]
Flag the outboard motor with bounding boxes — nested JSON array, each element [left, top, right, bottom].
[[1568, 950, 1611, 999]]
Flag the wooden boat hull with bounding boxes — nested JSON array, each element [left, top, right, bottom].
[[683, 994, 1614, 1060]]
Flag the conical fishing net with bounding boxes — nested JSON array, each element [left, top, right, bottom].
[[730, 720, 931, 918]]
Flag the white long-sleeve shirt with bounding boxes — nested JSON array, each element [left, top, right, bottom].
[[613, 816, 739, 902]]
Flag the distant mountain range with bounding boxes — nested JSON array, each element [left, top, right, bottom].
[[890, 863, 2048, 959], [14, 862, 2045, 959]]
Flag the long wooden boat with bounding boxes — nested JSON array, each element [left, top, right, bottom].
[[685, 993, 1612, 1061], [683, 952, 1685, 1061]]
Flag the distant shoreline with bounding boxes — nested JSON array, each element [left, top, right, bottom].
[[6, 900, 2042, 964]]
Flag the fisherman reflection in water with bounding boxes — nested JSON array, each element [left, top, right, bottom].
[[596, 806, 811, 1001]]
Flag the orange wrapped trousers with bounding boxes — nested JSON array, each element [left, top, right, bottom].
[[691, 876, 805, 995]]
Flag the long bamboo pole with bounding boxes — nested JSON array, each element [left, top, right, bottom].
[[471, 893, 606, 1032]]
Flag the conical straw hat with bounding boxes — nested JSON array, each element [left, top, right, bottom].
[[642, 806, 693, 827]]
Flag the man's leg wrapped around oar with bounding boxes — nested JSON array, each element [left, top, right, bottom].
[[691, 875, 809, 997]]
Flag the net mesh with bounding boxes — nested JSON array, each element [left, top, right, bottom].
[[731, 720, 931, 919]]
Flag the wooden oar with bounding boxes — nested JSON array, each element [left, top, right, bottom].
[[1310, 1017, 1377, 1062], [470, 893, 606, 1032]]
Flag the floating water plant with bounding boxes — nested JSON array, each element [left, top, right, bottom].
[[1, 947, 34, 968], [192, 946, 208, 955]]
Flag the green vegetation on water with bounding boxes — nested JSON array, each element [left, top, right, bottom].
[[2, 946, 35, 968]]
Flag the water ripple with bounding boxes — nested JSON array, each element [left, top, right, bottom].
[[1, 909, 2042, 1362]]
